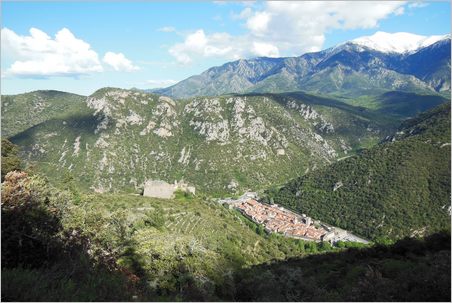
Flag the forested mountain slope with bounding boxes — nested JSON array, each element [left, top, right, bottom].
[[266, 103, 451, 240]]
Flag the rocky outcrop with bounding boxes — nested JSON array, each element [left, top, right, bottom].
[[287, 100, 334, 134]]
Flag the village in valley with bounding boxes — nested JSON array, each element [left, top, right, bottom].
[[219, 192, 369, 244]]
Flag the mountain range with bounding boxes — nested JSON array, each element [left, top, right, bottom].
[[154, 32, 451, 98]]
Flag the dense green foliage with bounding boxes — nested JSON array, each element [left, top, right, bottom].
[[1, 138, 21, 181], [267, 103, 451, 240], [375, 91, 448, 117], [235, 231, 451, 301], [343, 91, 449, 118]]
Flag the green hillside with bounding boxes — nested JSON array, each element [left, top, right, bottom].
[[266, 103, 451, 240], [1, 90, 87, 137], [5, 88, 397, 195]]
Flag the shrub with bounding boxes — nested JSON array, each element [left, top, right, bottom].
[[1, 138, 21, 182], [1, 172, 143, 301], [1, 171, 63, 268], [144, 209, 165, 230], [174, 189, 193, 201]]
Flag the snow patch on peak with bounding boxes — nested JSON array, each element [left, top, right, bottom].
[[351, 31, 448, 54]]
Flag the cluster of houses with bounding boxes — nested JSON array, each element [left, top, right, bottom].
[[218, 192, 369, 244], [233, 199, 332, 241]]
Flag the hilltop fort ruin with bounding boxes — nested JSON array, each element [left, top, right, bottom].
[[143, 179, 195, 199]]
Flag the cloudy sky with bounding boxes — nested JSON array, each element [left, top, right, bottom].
[[1, 1, 450, 95]]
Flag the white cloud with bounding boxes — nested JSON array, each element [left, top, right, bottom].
[[168, 29, 281, 64], [246, 11, 271, 36], [1, 27, 103, 77], [169, 48, 193, 65], [147, 79, 178, 88], [185, 30, 208, 51], [252, 42, 279, 57], [231, 7, 253, 20], [250, 1, 407, 55], [103, 52, 139, 72], [169, 30, 239, 64], [168, 1, 408, 64], [158, 26, 176, 32]]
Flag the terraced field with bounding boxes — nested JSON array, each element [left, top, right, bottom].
[[165, 212, 206, 234]]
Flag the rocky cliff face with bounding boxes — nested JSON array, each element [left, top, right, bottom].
[[7, 88, 393, 195]]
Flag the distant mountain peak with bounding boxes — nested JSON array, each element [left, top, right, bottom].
[[154, 31, 451, 98], [350, 31, 449, 54]]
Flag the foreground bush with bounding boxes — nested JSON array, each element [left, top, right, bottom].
[[1, 171, 141, 301]]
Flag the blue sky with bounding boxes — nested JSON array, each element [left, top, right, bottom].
[[1, 1, 450, 96]]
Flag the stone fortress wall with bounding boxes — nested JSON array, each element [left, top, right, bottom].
[[143, 179, 195, 199]]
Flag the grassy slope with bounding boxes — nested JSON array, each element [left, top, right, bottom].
[[3, 184, 449, 301], [1, 187, 350, 301], [77, 193, 327, 294]]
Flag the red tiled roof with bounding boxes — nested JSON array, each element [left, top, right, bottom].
[[234, 199, 329, 240], [247, 199, 259, 206]]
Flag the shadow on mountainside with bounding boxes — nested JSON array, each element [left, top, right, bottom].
[[375, 91, 448, 118], [9, 114, 99, 145], [233, 231, 451, 302]]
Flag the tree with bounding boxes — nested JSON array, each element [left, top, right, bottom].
[[256, 224, 265, 236], [1, 138, 21, 182]]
